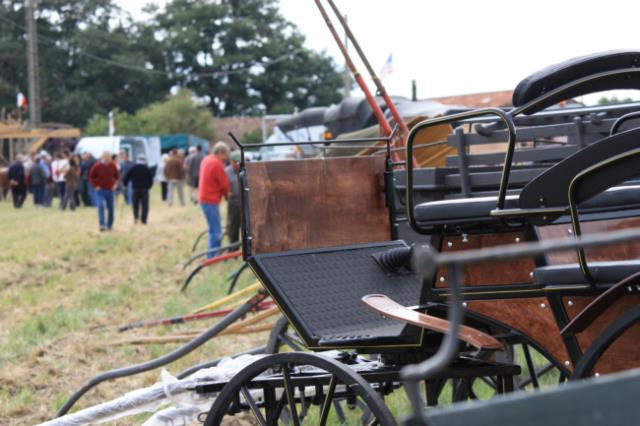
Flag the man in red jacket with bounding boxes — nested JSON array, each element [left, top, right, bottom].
[[199, 142, 230, 257], [89, 151, 120, 231]]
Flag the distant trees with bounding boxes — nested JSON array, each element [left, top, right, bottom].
[[0, 0, 170, 126], [597, 96, 635, 105], [0, 0, 343, 129], [153, 0, 343, 116], [84, 89, 216, 139]]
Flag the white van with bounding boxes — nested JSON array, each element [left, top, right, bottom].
[[74, 136, 161, 167]]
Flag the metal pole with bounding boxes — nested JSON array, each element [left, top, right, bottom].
[[342, 14, 351, 98], [25, 0, 41, 128], [313, 0, 392, 138], [325, 0, 417, 167]]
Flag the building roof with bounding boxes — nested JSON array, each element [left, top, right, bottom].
[[432, 90, 513, 108]]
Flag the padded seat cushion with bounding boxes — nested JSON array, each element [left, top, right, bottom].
[[414, 185, 640, 228], [414, 195, 518, 227], [534, 260, 640, 286]]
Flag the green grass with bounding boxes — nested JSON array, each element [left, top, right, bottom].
[[0, 190, 564, 425], [0, 190, 259, 424]]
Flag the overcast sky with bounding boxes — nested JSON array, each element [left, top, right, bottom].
[[118, 0, 640, 104]]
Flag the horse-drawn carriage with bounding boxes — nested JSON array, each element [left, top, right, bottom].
[[197, 50, 640, 425], [50, 51, 640, 426]]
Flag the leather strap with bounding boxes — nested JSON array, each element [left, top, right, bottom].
[[362, 294, 503, 350]]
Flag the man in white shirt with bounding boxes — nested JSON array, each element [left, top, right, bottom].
[[51, 150, 70, 209]]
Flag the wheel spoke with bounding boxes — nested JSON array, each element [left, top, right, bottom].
[[332, 400, 346, 423], [298, 386, 308, 420], [358, 398, 373, 424], [319, 375, 337, 426], [240, 385, 267, 426], [282, 364, 300, 426], [271, 394, 288, 425], [518, 363, 555, 389], [480, 376, 498, 390], [521, 344, 540, 389], [464, 378, 478, 400]]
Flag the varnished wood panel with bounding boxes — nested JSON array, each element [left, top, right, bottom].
[[467, 298, 571, 368], [436, 232, 534, 286], [537, 217, 640, 265], [356, 120, 455, 167], [246, 156, 390, 254], [564, 295, 640, 374]]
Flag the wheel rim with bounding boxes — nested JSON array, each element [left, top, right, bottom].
[[203, 352, 397, 426]]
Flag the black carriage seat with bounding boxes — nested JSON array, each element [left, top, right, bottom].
[[415, 125, 640, 230], [533, 260, 640, 286], [414, 185, 640, 229], [513, 50, 640, 114], [249, 241, 426, 349]]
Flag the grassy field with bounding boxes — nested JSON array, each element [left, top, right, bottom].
[[0, 190, 561, 425], [0, 189, 262, 425]]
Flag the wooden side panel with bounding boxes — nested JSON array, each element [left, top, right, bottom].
[[537, 217, 640, 264], [436, 232, 534, 286], [410, 121, 456, 168], [563, 295, 640, 374], [246, 156, 390, 254], [467, 298, 571, 367], [356, 120, 455, 167]]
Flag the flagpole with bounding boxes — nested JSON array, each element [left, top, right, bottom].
[[324, 0, 416, 168]]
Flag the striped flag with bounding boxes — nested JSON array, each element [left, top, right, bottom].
[[379, 54, 393, 80], [16, 92, 27, 110]]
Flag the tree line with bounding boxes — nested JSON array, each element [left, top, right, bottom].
[[0, 0, 343, 129]]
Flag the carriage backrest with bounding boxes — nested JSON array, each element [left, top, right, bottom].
[[519, 127, 640, 217], [243, 156, 390, 256], [513, 50, 640, 114]]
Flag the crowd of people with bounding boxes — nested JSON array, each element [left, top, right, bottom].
[[6, 142, 243, 250], [7, 150, 96, 210]]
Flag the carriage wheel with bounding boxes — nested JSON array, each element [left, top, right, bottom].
[[202, 352, 396, 426], [265, 318, 389, 423], [570, 306, 640, 380]]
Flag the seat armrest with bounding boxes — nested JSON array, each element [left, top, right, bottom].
[[561, 271, 640, 335], [362, 294, 503, 350]]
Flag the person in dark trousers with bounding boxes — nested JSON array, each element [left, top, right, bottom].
[[7, 155, 26, 208], [29, 156, 46, 206], [186, 145, 205, 203], [80, 151, 97, 206], [224, 150, 242, 244], [61, 158, 80, 211], [119, 150, 134, 205], [41, 154, 54, 207], [123, 154, 154, 224], [89, 151, 120, 231]]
